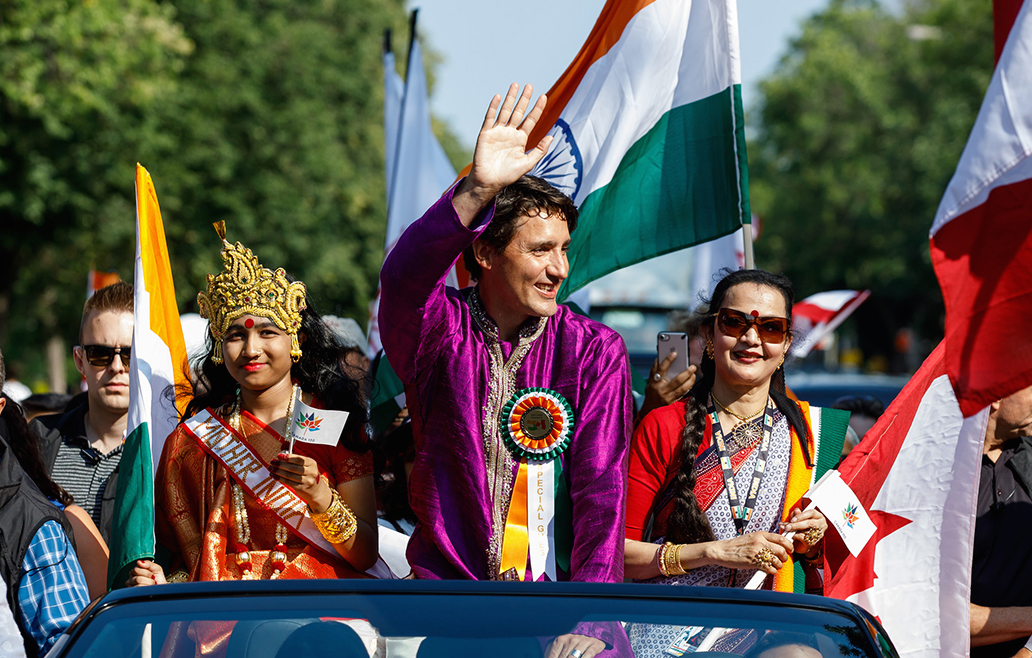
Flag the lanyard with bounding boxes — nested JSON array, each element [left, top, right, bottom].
[[708, 396, 775, 536]]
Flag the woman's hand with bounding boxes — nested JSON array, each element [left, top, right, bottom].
[[780, 506, 828, 557], [270, 453, 333, 512], [125, 560, 166, 587], [708, 532, 793, 575], [546, 634, 606, 658]]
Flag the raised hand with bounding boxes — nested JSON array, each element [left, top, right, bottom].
[[453, 84, 553, 225]]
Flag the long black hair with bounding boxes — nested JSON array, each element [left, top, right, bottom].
[[664, 268, 810, 544], [0, 394, 74, 506], [182, 298, 370, 453]]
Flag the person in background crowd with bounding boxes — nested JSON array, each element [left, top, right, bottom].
[[0, 350, 89, 657], [623, 269, 849, 657], [832, 395, 885, 458], [969, 384, 1032, 658], [34, 282, 133, 543], [636, 310, 706, 426], [323, 315, 372, 377], [375, 416, 417, 536], [0, 364, 31, 405], [380, 85, 632, 658], [19, 395, 73, 424], [128, 224, 378, 593], [0, 391, 108, 601]]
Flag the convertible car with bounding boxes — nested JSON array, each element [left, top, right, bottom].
[[50, 580, 899, 658]]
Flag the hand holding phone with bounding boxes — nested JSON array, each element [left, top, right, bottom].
[[657, 332, 689, 378]]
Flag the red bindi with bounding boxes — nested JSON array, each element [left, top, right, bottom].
[[751, 310, 759, 317], [244, 318, 254, 328]]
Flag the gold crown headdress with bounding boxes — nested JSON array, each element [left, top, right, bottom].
[[197, 222, 307, 364]]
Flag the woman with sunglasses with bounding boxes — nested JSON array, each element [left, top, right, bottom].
[[623, 270, 848, 655], [127, 223, 379, 597]]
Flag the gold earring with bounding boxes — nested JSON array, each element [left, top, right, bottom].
[[778, 353, 786, 368], [705, 339, 714, 358]]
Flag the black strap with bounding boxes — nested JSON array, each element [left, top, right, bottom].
[[709, 396, 775, 536]]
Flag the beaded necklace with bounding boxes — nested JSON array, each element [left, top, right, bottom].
[[228, 383, 297, 579]]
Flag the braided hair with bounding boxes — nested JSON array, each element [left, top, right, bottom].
[[663, 269, 810, 544]]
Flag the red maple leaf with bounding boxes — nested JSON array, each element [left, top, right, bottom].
[[825, 507, 912, 601]]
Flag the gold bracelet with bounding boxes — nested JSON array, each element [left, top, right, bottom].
[[166, 570, 189, 584], [310, 489, 358, 544], [658, 542, 686, 577], [669, 543, 687, 576], [658, 542, 672, 577]]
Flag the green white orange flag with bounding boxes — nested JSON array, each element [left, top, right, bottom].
[[523, 0, 749, 299], [108, 164, 190, 589]]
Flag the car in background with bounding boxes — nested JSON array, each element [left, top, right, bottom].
[[51, 580, 900, 658], [786, 371, 910, 409]]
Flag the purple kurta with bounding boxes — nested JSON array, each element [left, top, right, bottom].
[[380, 186, 632, 583]]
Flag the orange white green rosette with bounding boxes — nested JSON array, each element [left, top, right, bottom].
[[498, 387, 573, 581], [500, 387, 574, 462]]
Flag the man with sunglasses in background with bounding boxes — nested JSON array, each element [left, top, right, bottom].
[[34, 282, 133, 543]]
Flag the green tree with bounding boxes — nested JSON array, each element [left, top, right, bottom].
[[749, 0, 993, 365], [0, 0, 191, 380], [2, 0, 425, 385]]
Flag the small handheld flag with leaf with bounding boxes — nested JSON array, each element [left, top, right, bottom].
[[287, 391, 349, 451]]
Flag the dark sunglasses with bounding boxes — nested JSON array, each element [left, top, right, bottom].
[[81, 345, 132, 368], [712, 308, 789, 343]]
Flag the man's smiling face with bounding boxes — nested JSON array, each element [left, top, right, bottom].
[[479, 210, 571, 322]]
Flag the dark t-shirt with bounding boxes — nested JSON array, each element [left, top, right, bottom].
[[971, 437, 1032, 658]]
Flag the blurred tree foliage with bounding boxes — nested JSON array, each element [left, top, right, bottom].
[[0, 0, 468, 384], [750, 0, 993, 364]]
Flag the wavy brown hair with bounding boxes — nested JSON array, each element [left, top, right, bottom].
[[663, 269, 810, 544]]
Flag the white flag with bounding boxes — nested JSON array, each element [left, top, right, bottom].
[[807, 470, 876, 557], [288, 394, 350, 447]]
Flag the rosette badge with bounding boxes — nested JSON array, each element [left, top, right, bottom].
[[500, 387, 574, 462]]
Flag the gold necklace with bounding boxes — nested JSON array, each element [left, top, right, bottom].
[[711, 393, 765, 423], [228, 383, 298, 579]]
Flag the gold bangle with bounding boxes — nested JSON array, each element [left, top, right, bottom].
[[669, 543, 687, 576], [310, 489, 358, 544], [799, 540, 824, 566], [658, 542, 672, 577], [166, 570, 189, 584], [658, 542, 686, 577]]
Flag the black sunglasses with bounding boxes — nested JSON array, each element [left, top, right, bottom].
[[81, 345, 131, 368]]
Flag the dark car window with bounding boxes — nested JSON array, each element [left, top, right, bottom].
[[61, 586, 885, 658]]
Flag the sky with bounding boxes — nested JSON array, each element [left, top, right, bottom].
[[409, 0, 831, 148]]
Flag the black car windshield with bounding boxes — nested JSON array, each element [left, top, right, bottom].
[[64, 583, 886, 658]]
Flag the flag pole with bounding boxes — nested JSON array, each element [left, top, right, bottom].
[[742, 222, 755, 269]]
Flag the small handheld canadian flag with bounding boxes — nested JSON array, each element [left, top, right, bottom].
[[287, 391, 350, 451]]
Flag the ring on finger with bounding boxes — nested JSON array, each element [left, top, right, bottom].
[[653, 373, 662, 382], [570, 650, 584, 658], [754, 547, 777, 569], [802, 526, 824, 546]]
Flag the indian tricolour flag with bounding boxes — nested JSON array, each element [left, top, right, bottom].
[[523, 0, 748, 299], [107, 164, 190, 589]]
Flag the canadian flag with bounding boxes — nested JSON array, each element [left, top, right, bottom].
[[929, 0, 1032, 417], [824, 342, 989, 658], [790, 289, 870, 358]]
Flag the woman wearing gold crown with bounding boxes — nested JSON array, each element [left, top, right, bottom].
[[127, 223, 378, 591]]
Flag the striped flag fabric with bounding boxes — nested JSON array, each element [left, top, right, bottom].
[[929, 0, 1032, 417], [107, 164, 190, 589], [824, 342, 988, 658], [368, 15, 458, 356], [522, 0, 749, 300], [790, 290, 871, 358]]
